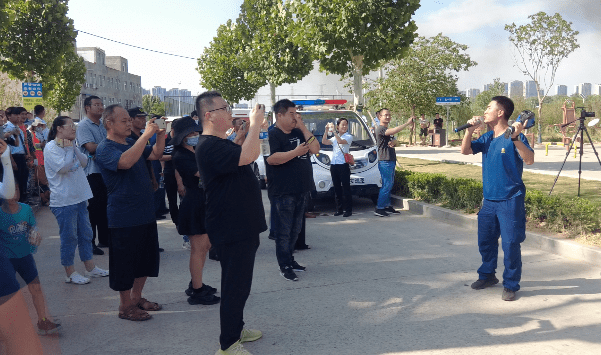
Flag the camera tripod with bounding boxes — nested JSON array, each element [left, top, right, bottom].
[[550, 108, 601, 197]]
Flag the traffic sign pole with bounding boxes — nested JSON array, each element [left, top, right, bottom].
[[435, 97, 461, 147]]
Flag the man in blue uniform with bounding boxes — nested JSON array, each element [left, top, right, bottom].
[[461, 96, 534, 301]]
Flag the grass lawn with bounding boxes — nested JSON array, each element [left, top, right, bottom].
[[397, 157, 601, 205]]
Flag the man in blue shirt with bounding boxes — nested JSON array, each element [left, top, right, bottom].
[[96, 104, 165, 321], [461, 96, 534, 301]]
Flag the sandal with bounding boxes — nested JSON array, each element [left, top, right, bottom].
[[136, 297, 163, 311], [118, 305, 152, 321]]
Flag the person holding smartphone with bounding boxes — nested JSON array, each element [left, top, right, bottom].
[[322, 118, 354, 217]]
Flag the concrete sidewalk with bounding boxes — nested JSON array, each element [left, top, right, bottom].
[[18, 192, 601, 355], [395, 144, 601, 181]]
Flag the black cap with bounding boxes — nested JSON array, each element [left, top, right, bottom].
[[171, 116, 202, 146], [128, 107, 147, 118]]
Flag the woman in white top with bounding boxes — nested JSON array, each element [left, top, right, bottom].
[[322, 118, 354, 217], [44, 116, 108, 285]]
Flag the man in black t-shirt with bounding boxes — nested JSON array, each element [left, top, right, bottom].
[[266, 99, 320, 282], [195, 91, 267, 355], [433, 113, 443, 130]]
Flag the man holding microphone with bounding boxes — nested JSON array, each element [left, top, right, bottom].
[[461, 96, 534, 301]]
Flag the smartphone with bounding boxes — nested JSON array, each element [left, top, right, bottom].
[[155, 118, 166, 130]]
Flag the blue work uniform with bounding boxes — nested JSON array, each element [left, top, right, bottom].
[[471, 131, 533, 292]]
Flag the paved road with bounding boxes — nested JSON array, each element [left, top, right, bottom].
[[18, 192, 601, 355], [395, 144, 601, 181]]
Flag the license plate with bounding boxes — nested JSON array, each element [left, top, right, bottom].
[[350, 178, 364, 184]]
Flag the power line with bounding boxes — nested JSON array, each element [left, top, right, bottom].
[[76, 29, 197, 60]]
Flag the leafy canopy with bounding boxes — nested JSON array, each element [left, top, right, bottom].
[[197, 20, 262, 104]]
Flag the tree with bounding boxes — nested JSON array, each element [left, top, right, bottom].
[[292, 0, 420, 108], [471, 78, 506, 115], [0, 0, 85, 113], [142, 94, 166, 116], [365, 34, 477, 144], [237, 0, 313, 106], [505, 12, 579, 143], [197, 20, 262, 104]]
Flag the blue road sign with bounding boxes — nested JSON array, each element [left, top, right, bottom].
[[436, 96, 461, 105]]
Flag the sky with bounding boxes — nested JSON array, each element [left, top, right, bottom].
[[67, 0, 601, 98]]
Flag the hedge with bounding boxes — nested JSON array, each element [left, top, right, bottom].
[[392, 169, 601, 236]]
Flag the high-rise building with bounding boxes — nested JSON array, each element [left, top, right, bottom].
[[509, 80, 523, 99], [152, 86, 167, 101], [594, 84, 601, 96], [524, 80, 538, 98], [142, 88, 151, 96], [467, 88, 480, 99], [578, 83, 592, 97], [555, 85, 567, 96], [482, 82, 508, 96]]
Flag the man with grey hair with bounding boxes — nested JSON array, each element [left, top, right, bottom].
[[96, 104, 166, 321], [195, 91, 266, 355]]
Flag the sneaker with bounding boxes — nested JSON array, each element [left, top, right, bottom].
[[85, 266, 109, 278], [280, 266, 298, 281], [333, 211, 344, 216], [65, 271, 90, 285], [502, 288, 516, 301], [187, 287, 220, 305], [37, 318, 62, 335], [374, 209, 389, 217], [92, 245, 104, 255], [470, 276, 499, 290], [182, 241, 191, 250], [384, 206, 401, 214], [343, 211, 352, 217], [240, 328, 262, 343], [215, 340, 252, 355], [291, 261, 306, 272], [185, 281, 217, 297]]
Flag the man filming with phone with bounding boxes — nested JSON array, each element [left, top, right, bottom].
[[461, 96, 534, 302]]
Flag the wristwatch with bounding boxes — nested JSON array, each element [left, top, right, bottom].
[[511, 137, 519, 141]]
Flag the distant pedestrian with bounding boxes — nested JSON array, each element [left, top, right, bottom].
[[322, 117, 354, 217], [196, 91, 266, 355], [374, 109, 413, 217], [461, 96, 534, 301], [44, 116, 109, 285], [96, 104, 166, 321]]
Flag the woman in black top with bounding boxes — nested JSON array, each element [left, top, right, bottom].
[[171, 117, 219, 306]]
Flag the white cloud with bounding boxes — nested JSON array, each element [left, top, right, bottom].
[[417, 0, 545, 36]]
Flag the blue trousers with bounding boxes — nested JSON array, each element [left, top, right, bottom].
[[377, 160, 396, 209], [477, 194, 526, 291], [51, 201, 94, 266], [272, 192, 308, 268]]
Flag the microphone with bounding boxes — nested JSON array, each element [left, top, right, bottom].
[[504, 110, 536, 139], [455, 118, 483, 133]]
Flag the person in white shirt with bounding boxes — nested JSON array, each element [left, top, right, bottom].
[[43, 116, 109, 285], [322, 118, 354, 217]]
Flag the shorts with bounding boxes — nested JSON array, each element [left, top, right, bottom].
[[108, 222, 160, 291], [177, 187, 207, 236], [0, 254, 20, 301], [420, 127, 429, 137]]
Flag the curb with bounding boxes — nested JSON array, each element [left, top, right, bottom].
[[391, 195, 601, 266]]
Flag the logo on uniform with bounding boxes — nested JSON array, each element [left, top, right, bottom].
[[501, 148, 506, 154]]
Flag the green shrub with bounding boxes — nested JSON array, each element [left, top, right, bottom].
[[394, 168, 600, 236]]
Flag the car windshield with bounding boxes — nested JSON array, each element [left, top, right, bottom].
[[300, 111, 374, 151]]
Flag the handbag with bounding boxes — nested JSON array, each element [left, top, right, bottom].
[[344, 153, 354, 165]]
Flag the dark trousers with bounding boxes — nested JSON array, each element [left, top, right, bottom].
[[86, 173, 109, 246], [272, 192, 308, 268], [295, 214, 307, 249], [215, 235, 260, 350], [13, 154, 28, 202], [330, 164, 352, 213], [477, 195, 526, 292], [164, 172, 179, 225]]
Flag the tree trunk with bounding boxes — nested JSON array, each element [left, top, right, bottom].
[[269, 82, 276, 108], [537, 104, 543, 144], [409, 104, 416, 146], [351, 55, 364, 109]]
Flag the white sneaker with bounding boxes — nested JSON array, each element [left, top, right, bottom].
[[182, 241, 191, 250], [65, 271, 90, 285], [85, 266, 109, 278]]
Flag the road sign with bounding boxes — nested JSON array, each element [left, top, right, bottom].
[[22, 83, 43, 112], [436, 96, 461, 105]]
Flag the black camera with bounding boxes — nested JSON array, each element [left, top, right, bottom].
[[577, 107, 595, 118]]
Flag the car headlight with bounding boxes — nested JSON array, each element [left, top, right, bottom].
[[315, 153, 330, 165], [368, 150, 377, 163]]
